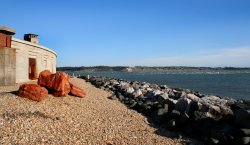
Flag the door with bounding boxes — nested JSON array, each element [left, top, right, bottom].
[[29, 58, 37, 80]]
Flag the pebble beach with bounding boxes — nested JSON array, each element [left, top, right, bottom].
[[0, 77, 184, 144]]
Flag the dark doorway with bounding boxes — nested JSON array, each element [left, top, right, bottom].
[[29, 58, 37, 80]]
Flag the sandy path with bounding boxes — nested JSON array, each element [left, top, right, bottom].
[[0, 78, 183, 144]]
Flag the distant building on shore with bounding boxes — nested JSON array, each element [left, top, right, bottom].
[[0, 26, 57, 86]]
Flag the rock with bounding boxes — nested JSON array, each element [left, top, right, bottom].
[[157, 104, 168, 116], [153, 90, 163, 96], [187, 93, 200, 102], [52, 91, 68, 97], [37, 70, 52, 86], [129, 101, 137, 108], [240, 129, 250, 136], [160, 85, 168, 89], [168, 98, 178, 104], [175, 98, 192, 113], [38, 70, 71, 97], [126, 87, 135, 94], [145, 91, 155, 100], [18, 84, 48, 101], [236, 137, 250, 145], [133, 85, 141, 90], [234, 129, 250, 137], [167, 119, 176, 128], [133, 89, 142, 97], [203, 96, 220, 101], [69, 83, 85, 98], [120, 82, 130, 89], [209, 138, 219, 144], [108, 94, 118, 100], [151, 104, 169, 124], [207, 105, 222, 120], [116, 92, 124, 101], [193, 111, 208, 121], [197, 101, 209, 112], [141, 84, 149, 89], [235, 109, 250, 128], [110, 80, 119, 85], [175, 91, 186, 99], [157, 93, 169, 104], [146, 87, 153, 91], [171, 110, 181, 117]]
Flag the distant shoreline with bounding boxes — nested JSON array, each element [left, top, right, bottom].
[[57, 66, 250, 72]]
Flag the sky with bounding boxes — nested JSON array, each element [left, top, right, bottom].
[[1, 0, 250, 67]]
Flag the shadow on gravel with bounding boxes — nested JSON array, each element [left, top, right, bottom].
[[10, 91, 18, 96], [2, 111, 59, 121]]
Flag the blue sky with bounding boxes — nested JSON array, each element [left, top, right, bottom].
[[2, 0, 250, 67]]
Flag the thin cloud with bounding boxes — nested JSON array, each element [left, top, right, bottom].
[[131, 47, 250, 67]]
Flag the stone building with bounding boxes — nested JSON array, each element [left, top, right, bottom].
[[0, 26, 57, 86]]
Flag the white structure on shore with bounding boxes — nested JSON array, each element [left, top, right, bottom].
[[0, 26, 57, 86]]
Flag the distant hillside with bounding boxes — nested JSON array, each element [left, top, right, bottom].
[[57, 66, 250, 72]]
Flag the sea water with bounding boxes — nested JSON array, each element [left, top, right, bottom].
[[68, 71, 250, 100]]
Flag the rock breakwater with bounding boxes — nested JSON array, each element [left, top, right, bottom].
[[80, 76, 250, 145]]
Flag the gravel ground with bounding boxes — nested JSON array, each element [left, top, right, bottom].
[[0, 78, 184, 144]]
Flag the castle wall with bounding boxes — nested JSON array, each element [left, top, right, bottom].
[[11, 38, 57, 83]]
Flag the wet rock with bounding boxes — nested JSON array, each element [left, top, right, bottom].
[[18, 84, 48, 101]]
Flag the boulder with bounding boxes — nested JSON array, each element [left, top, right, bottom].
[[51, 72, 71, 93], [193, 111, 208, 121], [38, 70, 71, 97], [69, 83, 85, 98], [52, 91, 68, 97], [235, 109, 250, 128], [157, 93, 169, 104], [175, 98, 192, 113], [187, 93, 200, 102], [133, 89, 142, 97], [153, 90, 163, 96], [37, 70, 52, 87], [18, 84, 48, 101], [126, 87, 135, 94]]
